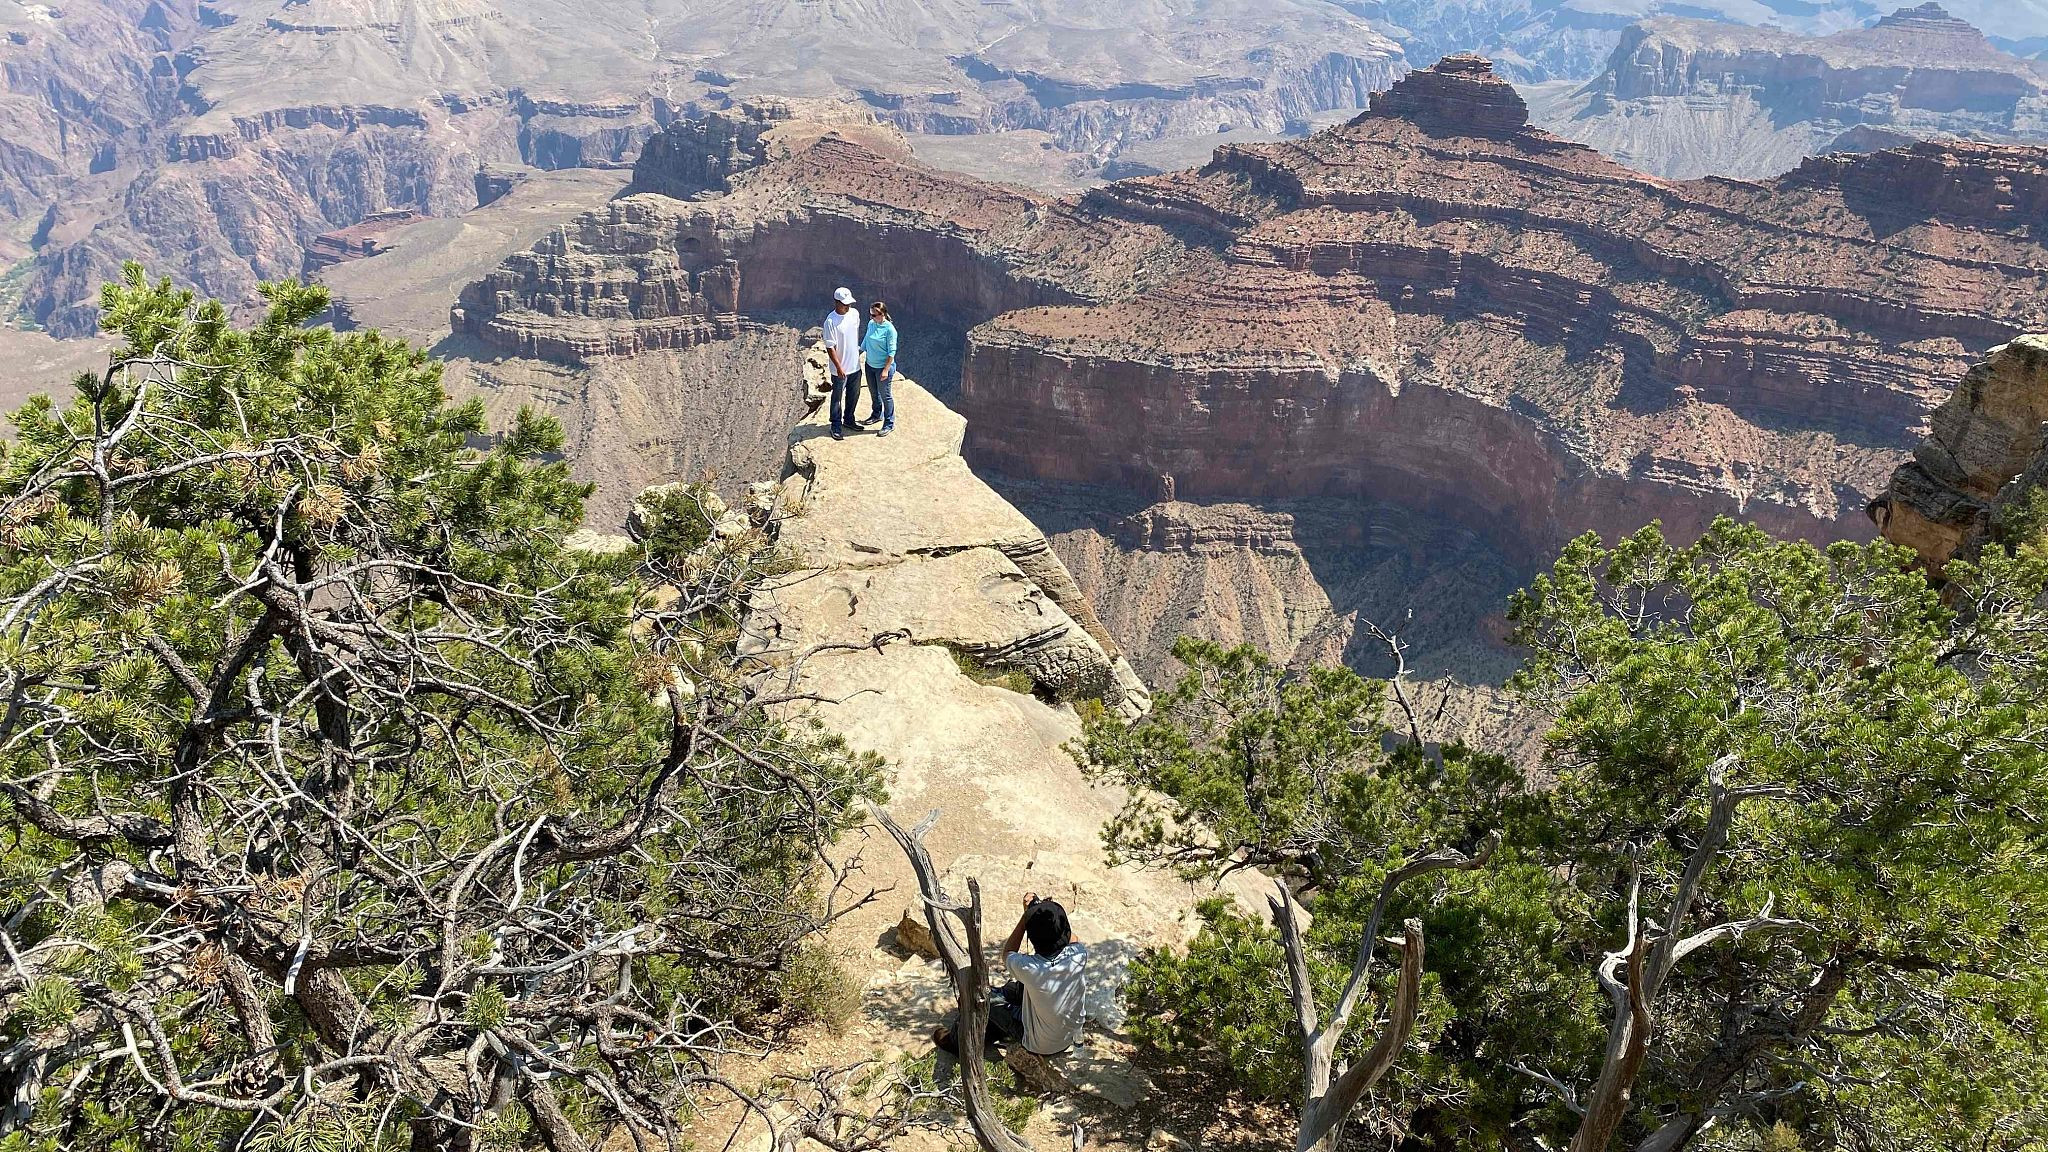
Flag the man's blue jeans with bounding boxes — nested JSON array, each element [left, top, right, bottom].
[[864, 364, 896, 430], [830, 371, 857, 433]]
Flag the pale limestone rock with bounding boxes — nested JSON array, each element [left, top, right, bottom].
[[801, 343, 834, 405], [667, 667, 697, 704], [760, 378, 1142, 714], [749, 377, 1266, 1114], [1879, 335, 2048, 569], [562, 527, 633, 556], [757, 544, 1117, 700], [745, 479, 778, 521], [711, 509, 751, 540]]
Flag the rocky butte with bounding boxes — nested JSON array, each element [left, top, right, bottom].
[[456, 56, 2048, 676], [1534, 4, 2048, 179]]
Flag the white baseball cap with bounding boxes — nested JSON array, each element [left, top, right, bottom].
[[833, 286, 855, 305]]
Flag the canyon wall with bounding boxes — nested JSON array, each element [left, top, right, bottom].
[[1, 0, 1414, 341], [1361, 0, 1897, 85], [458, 56, 2048, 593], [956, 55, 2048, 565], [0, 0, 191, 232], [1538, 4, 2048, 179], [453, 109, 1189, 364]]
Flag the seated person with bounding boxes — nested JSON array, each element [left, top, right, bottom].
[[934, 893, 1088, 1058]]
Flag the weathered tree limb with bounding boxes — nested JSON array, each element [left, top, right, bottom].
[[1559, 756, 1792, 1152], [1298, 918, 1425, 1152], [1359, 615, 1423, 748], [1272, 834, 1495, 1152], [1571, 926, 1652, 1152], [871, 804, 1081, 1152]]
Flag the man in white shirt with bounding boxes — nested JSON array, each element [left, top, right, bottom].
[[822, 286, 863, 440], [934, 894, 1088, 1058]]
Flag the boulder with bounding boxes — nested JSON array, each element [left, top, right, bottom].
[[892, 911, 939, 960], [1876, 335, 2048, 569]]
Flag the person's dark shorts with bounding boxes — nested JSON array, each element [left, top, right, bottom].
[[937, 982, 1030, 1057]]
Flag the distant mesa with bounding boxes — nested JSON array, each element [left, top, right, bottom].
[[1874, 3, 1982, 35], [1539, 2, 2048, 179], [1358, 54, 1531, 138], [303, 210, 420, 273]]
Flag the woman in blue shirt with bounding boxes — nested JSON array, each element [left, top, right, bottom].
[[859, 301, 900, 435]]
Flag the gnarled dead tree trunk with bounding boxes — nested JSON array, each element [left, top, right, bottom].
[[1537, 758, 1802, 1152], [873, 805, 1084, 1152], [1278, 834, 1498, 1152]]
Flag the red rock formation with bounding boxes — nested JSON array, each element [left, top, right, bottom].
[[1359, 52, 1530, 137], [1, 0, 1409, 340], [303, 210, 422, 272], [957, 57, 2048, 560], [459, 57, 2048, 569], [454, 124, 1178, 362]]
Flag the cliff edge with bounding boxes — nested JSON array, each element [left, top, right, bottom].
[[737, 365, 1261, 1135]]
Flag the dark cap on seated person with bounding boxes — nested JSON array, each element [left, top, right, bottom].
[[1024, 899, 1072, 956]]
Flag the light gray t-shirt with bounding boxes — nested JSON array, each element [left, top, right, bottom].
[[823, 307, 862, 377], [1005, 942, 1088, 1055]]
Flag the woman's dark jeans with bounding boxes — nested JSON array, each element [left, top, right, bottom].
[[863, 364, 895, 429]]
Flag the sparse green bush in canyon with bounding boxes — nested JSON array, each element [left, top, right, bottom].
[[1087, 524, 2048, 1151]]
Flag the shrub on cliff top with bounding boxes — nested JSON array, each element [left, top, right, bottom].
[[1087, 524, 2048, 1152], [0, 267, 882, 1150]]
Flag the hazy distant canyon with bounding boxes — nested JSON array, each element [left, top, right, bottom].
[[1531, 4, 2048, 178], [10, 1, 2048, 346]]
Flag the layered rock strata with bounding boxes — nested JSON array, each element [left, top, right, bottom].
[[3, 0, 1407, 340], [627, 99, 897, 201], [1538, 5, 2048, 179], [1875, 335, 2048, 568], [754, 363, 1148, 717], [461, 56, 2048, 574], [453, 125, 1179, 364], [0, 0, 192, 232], [1365, 0, 1894, 85], [958, 57, 2048, 561]]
